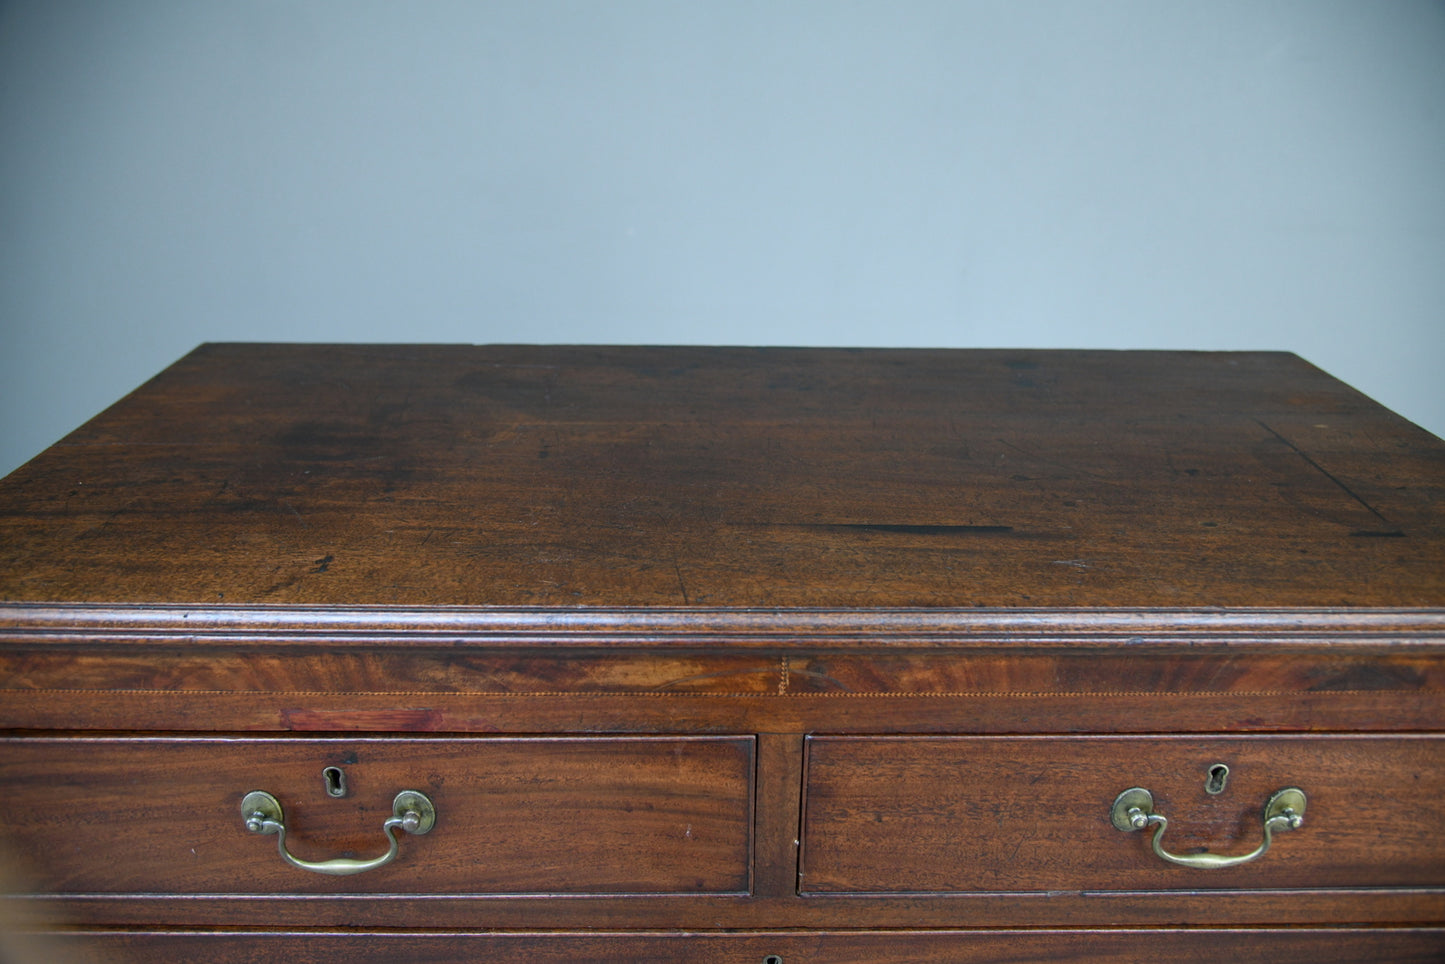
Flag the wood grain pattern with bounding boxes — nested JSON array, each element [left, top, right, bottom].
[[36, 928, 1445, 964], [801, 735, 1445, 893], [0, 346, 1440, 949], [1, 345, 1441, 609], [2, 686, 1442, 735], [15, 888, 1445, 931], [0, 736, 753, 896], [3, 690, 1443, 741], [5, 644, 1442, 699]]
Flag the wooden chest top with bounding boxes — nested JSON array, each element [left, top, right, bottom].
[[3, 347, 1445, 958], [0, 344, 1441, 613]]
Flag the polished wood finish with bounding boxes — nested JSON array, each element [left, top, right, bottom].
[[1, 345, 1442, 959], [2, 344, 1441, 609], [801, 735, 1445, 893], [37, 929, 1445, 964], [0, 736, 752, 895]]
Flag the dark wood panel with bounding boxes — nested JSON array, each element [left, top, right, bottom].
[[0, 647, 789, 694], [17, 889, 1445, 931], [0, 736, 752, 896], [6, 644, 1444, 697], [752, 733, 805, 898], [4, 688, 1443, 734], [802, 735, 1445, 893], [2, 345, 1441, 609], [37, 928, 1445, 964]]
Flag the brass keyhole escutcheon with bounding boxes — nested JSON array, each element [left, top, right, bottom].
[[1205, 763, 1230, 795], [322, 766, 347, 798]]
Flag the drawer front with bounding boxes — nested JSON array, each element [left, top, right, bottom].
[[0, 736, 753, 896], [35, 928, 1445, 964], [801, 734, 1445, 894]]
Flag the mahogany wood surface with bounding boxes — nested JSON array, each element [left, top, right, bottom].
[[800, 734, 1445, 893], [0, 346, 1441, 955], [14, 888, 1445, 931], [35, 928, 1445, 964], [1, 344, 1441, 609], [0, 736, 751, 896]]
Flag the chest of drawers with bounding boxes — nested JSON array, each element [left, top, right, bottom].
[[1, 345, 1442, 961]]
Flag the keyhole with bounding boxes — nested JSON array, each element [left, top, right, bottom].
[[1205, 763, 1230, 795], [323, 766, 347, 798], [763, 956, 784, 964]]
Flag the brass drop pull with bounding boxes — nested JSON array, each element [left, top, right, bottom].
[[240, 789, 436, 876], [1110, 786, 1305, 869]]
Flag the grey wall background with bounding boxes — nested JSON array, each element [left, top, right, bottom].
[[2, 1, 1442, 478]]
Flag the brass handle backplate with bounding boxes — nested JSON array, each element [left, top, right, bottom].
[[241, 789, 436, 876], [1110, 786, 1305, 869]]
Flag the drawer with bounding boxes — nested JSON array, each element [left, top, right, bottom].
[[800, 734, 1445, 894], [31, 928, 1445, 964], [0, 736, 753, 896]]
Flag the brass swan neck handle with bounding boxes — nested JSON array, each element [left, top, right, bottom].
[[241, 789, 436, 876], [1111, 786, 1305, 869]]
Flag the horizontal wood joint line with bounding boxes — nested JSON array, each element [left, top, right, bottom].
[[1, 688, 1440, 698]]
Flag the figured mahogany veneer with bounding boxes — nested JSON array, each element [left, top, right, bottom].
[[1, 345, 1442, 962]]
